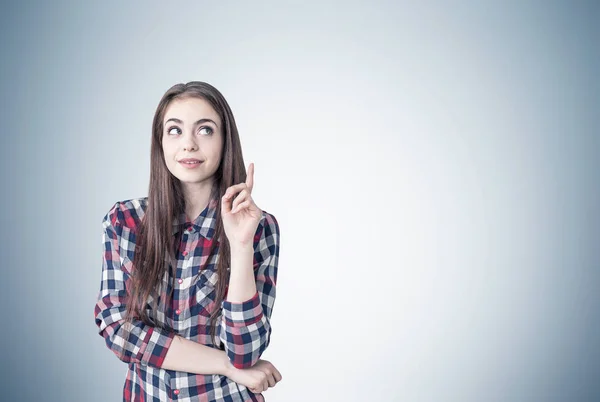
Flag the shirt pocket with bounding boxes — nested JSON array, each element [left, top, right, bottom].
[[192, 268, 219, 320]]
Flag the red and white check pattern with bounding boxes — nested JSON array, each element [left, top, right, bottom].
[[94, 197, 279, 401]]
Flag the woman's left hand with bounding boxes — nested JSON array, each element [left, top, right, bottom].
[[221, 162, 262, 248]]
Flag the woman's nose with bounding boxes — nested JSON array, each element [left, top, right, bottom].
[[182, 131, 198, 151]]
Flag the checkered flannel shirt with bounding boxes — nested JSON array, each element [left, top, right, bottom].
[[94, 197, 280, 401]]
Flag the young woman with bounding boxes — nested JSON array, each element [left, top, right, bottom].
[[94, 81, 282, 401]]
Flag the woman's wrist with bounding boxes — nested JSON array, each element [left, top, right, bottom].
[[221, 356, 237, 377], [230, 242, 254, 256]]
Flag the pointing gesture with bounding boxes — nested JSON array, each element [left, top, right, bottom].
[[221, 163, 262, 247]]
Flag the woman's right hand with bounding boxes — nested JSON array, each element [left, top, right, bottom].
[[224, 359, 282, 394]]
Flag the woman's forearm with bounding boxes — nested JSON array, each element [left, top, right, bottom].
[[161, 335, 232, 376], [226, 244, 257, 302]]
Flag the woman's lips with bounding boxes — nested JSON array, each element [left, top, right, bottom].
[[179, 161, 203, 169]]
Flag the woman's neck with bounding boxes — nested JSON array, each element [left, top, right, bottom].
[[182, 180, 214, 221]]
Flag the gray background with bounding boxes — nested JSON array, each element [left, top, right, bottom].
[[1, 1, 599, 401]]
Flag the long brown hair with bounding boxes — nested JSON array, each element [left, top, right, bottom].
[[121, 81, 247, 356]]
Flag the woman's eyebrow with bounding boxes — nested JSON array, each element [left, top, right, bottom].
[[164, 117, 218, 127]]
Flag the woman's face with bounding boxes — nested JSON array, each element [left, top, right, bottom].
[[161, 97, 224, 187]]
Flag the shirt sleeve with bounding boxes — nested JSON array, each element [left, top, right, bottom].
[[93, 202, 175, 368], [219, 212, 280, 369]]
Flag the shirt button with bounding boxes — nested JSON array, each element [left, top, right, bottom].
[[178, 278, 183, 284], [175, 309, 181, 315], [187, 225, 193, 232], [174, 389, 180, 396], [182, 250, 188, 256]]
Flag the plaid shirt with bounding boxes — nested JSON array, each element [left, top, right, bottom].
[[94, 197, 280, 401]]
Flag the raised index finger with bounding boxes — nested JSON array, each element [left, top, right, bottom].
[[246, 162, 254, 192]]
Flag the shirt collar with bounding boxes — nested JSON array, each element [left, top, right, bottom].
[[171, 197, 218, 239]]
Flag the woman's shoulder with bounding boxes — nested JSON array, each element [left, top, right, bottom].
[[258, 209, 280, 239], [102, 196, 149, 231]]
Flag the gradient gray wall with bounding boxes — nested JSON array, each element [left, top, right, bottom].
[[1, 1, 598, 401]]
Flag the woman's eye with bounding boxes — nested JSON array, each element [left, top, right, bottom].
[[199, 126, 213, 136], [167, 126, 180, 135]]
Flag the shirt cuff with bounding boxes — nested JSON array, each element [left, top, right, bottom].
[[221, 291, 264, 327], [138, 326, 175, 368]]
